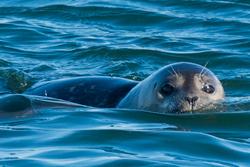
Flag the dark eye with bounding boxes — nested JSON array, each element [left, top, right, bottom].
[[160, 84, 175, 96], [202, 84, 215, 94]]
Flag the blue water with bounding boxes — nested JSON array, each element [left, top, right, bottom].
[[0, 0, 250, 166]]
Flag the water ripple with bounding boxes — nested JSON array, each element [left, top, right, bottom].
[[0, 0, 249, 166]]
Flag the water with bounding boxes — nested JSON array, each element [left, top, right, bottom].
[[0, 0, 250, 166]]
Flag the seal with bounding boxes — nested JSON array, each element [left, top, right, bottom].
[[24, 62, 224, 113]]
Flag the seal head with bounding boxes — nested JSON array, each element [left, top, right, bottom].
[[117, 62, 224, 113]]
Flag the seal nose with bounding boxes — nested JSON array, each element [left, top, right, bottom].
[[185, 96, 199, 110], [185, 96, 199, 104]]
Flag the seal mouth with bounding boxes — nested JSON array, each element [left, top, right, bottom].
[[169, 108, 201, 114], [166, 101, 200, 114], [169, 103, 197, 114], [171, 103, 224, 114]]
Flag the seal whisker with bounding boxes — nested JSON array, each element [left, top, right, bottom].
[[167, 69, 175, 77], [171, 65, 179, 78], [199, 61, 209, 78]]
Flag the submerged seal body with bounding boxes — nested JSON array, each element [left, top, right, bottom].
[[25, 62, 224, 113]]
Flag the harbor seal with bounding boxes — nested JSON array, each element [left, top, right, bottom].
[[24, 62, 224, 113]]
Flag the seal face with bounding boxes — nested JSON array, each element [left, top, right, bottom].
[[117, 62, 224, 113]]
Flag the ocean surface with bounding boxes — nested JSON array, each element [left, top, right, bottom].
[[0, 0, 250, 166]]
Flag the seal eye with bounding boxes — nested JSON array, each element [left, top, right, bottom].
[[160, 84, 175, 96], [202, 84, 215, 94]]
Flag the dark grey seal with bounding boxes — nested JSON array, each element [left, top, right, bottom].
[[24, 62, 224, 113]]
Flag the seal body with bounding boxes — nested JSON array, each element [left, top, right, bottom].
[[25, 77, 138, 108]]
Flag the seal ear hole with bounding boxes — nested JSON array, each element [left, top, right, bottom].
[[202, 84, 215, 94], [159, 84, 175, 96]]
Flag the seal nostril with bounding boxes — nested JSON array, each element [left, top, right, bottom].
[[185, 97, 191, 104], [191, 96, 199, 103]]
